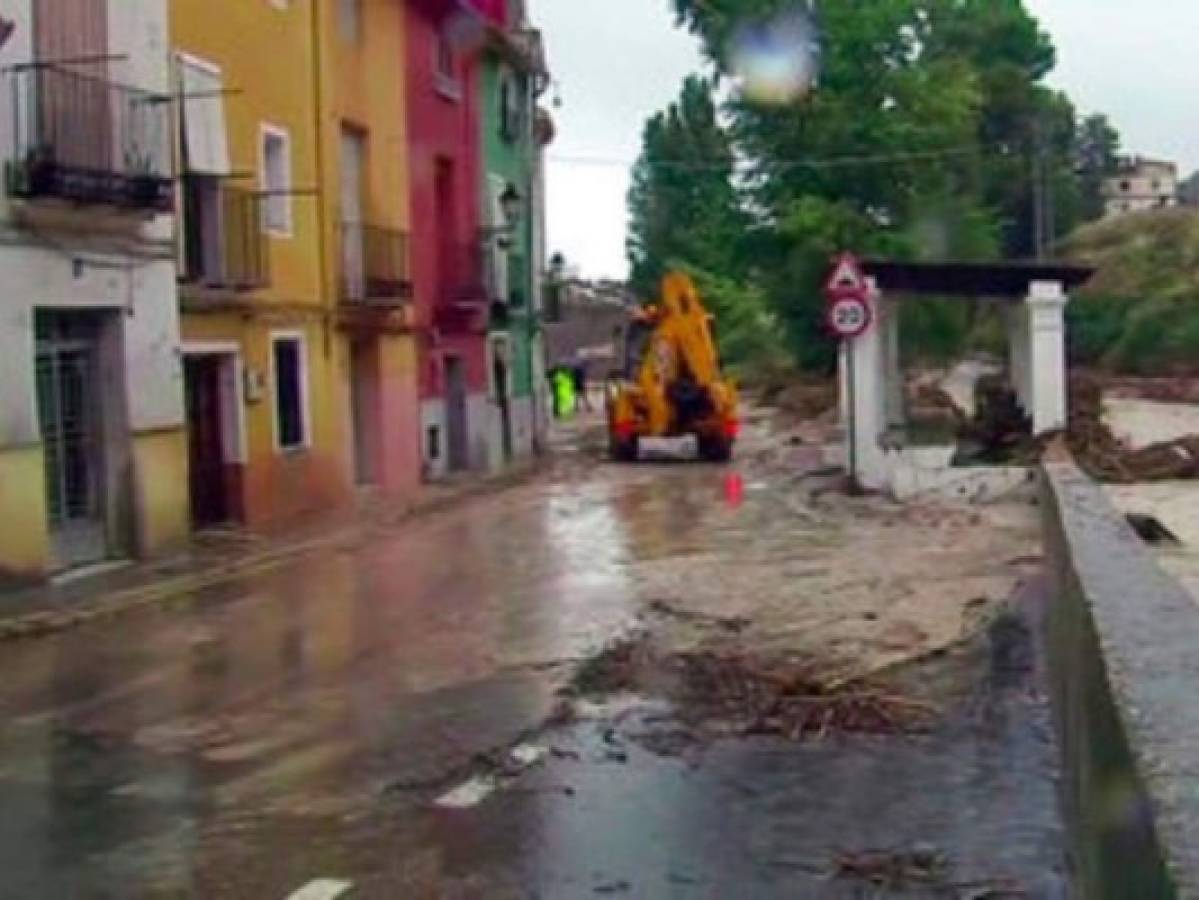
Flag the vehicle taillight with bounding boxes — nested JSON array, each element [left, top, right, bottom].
[[723, 419, 741, 439]]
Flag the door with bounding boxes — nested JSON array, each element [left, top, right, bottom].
[[340, 126, 367, 300], [349, 340, 377, 485], [184, 355, 228, 526], [445, 356, 469, 472], [492, 341, 513, 463], [34, 0, 111, 175], [35, 313, 107, 570]]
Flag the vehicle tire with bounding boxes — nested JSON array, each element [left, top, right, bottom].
[[698, 436, 733, 463], [611, 435, 639, 462]]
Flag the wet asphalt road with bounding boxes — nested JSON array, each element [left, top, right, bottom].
[[0, 428, 1070, 898]]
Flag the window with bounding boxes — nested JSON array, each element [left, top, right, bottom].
[[339, 0, 361, 42], [272, 334, 309, 451], [261, 125, 292, 236], [1119, 180, 1131, 193], [435, 29, 460, 98], [499, 74, 523, 142]]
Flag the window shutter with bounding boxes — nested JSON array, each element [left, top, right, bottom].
[[178, 57, 231, 176]]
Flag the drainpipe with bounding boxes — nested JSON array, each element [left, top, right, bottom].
[[311, 0, 332, 359]]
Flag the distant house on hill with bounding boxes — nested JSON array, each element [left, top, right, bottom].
[[1103, 156, 1178, 218]]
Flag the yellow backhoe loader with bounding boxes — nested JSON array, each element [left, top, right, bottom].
[[605, 271, 740, 462]]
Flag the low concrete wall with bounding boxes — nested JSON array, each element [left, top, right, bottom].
[[1042, 463, 1199, 899]]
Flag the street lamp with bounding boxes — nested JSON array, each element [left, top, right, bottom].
[[499, 182, 522, 230]]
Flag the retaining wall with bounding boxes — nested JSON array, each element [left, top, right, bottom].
[[1042, 463, 1199, 898]]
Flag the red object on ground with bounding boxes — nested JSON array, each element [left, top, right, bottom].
[[724, 472, 745, 507]]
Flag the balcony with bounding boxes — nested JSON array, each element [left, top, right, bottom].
[[339, 223, 412, 307], [435, 243, 491, 334], [180, 177, 270, 292], [4, 65, 173, 213]]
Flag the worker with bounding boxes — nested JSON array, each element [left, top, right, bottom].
[[572, 359, 592, 412], [552, 366, 576, 419]]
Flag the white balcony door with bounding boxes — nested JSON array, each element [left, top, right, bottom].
[[340, 127, 366, 300]]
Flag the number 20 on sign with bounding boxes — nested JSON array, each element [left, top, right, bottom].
[[826, 294, 872, 339]]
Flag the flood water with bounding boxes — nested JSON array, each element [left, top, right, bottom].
[[0, 421, 1071, 897]]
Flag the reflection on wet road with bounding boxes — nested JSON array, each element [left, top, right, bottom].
[[0, 434, 1068, 897]]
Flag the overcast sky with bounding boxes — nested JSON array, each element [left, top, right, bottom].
[[529, 0, 1199, 279]]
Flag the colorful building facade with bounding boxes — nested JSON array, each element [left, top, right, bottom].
[[317, 0, 421, 496], [405, 0, 493, 477], [478, 0, 551, 463], [0, 0, 189, 584], [171, 0, 353, 531]]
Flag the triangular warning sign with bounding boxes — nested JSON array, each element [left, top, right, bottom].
[[825, 253, 866, 295]]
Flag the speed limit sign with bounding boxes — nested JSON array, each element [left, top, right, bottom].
[[826, 295, 872, 338]]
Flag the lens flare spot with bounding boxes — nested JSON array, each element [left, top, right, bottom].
[[730, 6, 819, 105]]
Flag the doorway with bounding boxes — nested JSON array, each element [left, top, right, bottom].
[[445, 355, 469, 472], [183, 348, 245, 528], [35, 311, 108, 570], [340, 125, 367, 300], [491, 338, 513, 463], [184, 355, 228, 527], [349, 339, 379, 485]]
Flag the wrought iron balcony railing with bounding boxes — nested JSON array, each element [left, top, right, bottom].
[[5, 64, 173, 212], [180, 177, 270, 291], [339, 222, 412, 305]]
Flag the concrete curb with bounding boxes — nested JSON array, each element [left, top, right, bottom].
[[0, 461, 543, 644], [1042, 462, 1199, 899]]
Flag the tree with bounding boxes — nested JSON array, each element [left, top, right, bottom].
[[627, 75, 744, 296], [644, 0, 1122, 369], [1076, 114, 1121, 221]]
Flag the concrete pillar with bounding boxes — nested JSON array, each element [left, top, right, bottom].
[[846, 282, 889, 490], [1026, 280, 1069, 434], [882, 297, 905, 430]]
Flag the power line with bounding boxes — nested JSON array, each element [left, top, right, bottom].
[[547, 144, 989, 172]]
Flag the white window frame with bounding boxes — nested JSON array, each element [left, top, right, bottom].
[[260, 123, 294, 238], [269, 330, 312, 453]]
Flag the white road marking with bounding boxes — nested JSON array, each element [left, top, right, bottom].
[[434, 744, 551, 809], [435, 774, 499, 809], [509, 743, 548, 767], [286, 879, 353, 900]]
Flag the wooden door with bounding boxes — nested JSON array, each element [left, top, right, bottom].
[[185, 356, 228, 527]]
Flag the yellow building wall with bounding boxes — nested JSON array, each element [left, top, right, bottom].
[[320, 0, 412, 244], [132, 429, 192, 556], [172, 0, 355, 523], [0, 445, 50, 583], [171, 0, 322, 307]]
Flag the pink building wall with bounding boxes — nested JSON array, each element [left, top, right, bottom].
[[406, 0, 490, 399]]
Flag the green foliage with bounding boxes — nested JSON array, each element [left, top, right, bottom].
[[628, 0, 1123, 371], [627, 75, 746, 297], [1061, 210, 1199, 373]]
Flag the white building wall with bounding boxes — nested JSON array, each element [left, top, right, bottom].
[[1104, 161, 1179, 217], [0, 0, 181, 450]]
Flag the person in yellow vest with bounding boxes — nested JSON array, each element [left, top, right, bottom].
[[552, 366, 576, 419]]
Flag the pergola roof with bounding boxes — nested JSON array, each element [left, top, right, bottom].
[[861, 259, 1094, 300]]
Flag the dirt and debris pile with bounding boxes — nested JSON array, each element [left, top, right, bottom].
[[670, 652, 937, 741], [564, 638, 936, 744], [1067, 375, 1199, 483], [830, 847, 1027, 897], [957, 373, 1199, 482]]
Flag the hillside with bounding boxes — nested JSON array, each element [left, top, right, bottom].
[[1058, 208, 1199, 373]]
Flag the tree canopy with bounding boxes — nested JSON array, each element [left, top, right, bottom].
[[628, 0, 1122, 371]]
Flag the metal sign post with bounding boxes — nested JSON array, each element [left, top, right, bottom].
[[824, 253, 872, 494]]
